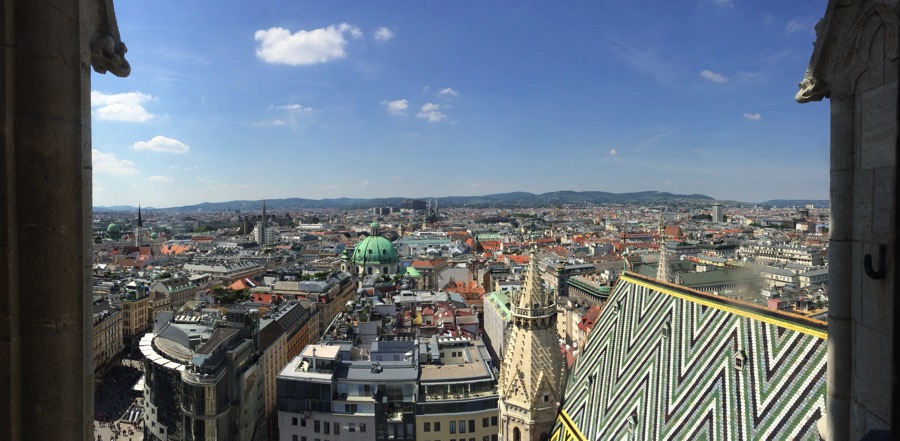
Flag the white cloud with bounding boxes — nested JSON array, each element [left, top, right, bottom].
[[709, 0, 733, 7], [255, 119, 287, 127], [743, 113, 762, 121], [91, 91, 157, 122], [417, 102, 446, 122], [374, 27, 394, 42], [92, 149, 139, 176], [699, 69, 728, 83], [148, 175, 174, 183], [361, 180, 369, 187], [609, 148, 618, 155], [272, 103, 313, 112], [254, 23, 361, 66], [381, 99, 409, 115], [785, 19, 808, 34], [438, 87, 458, 98], [132, 136, 191, 154]]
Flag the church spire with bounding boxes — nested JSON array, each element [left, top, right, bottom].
[[657, 201, 670, 283], [136, 204, 143, 247], [656, 213, 669, 282], [498, 250, 565, 441]]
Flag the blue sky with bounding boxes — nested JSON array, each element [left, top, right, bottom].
[[91, 0, 830, 208]]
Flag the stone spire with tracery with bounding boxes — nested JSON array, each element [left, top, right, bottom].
[[498, 250, 565, 441]]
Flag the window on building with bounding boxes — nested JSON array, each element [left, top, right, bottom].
[[450, 421, 456, 434], [469, 420, 475, 432], [292, 435, 298, 441], [301, 418, 307, 427], [348, 423, 355, 433], [360, 423, 366, 433], [292, 417, 298, 426], [314, 420, 320, 433], [459, 420, 466, 433], [491, 416, 497, 426], [482, 418, 488, 428], [424, 422, 431, 432], [435, 422, 441, 432], [324, 421, 330, 434], [334, 422, 339, 435]]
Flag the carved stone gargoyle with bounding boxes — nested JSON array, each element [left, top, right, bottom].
[[86, 0, 130, 77]]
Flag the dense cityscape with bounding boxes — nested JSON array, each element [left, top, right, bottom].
[[90, 196, 831, 440], [5, 1, 897, 441]]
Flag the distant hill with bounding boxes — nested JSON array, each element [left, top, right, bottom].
[[93, 205, 157, 212], [758, 199, 830, 208], [94, 191, 717, 212]]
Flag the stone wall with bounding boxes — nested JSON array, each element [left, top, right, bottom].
[[797, 1, 898, 438]]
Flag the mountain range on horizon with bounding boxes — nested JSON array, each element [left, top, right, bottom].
[[93, 191, 830, 212]]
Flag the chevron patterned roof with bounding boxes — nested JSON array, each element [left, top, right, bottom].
[[553, 272, 827, 440]]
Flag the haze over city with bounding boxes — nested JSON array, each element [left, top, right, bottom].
[[91, 0, 829, 208]]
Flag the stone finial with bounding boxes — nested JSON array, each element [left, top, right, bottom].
[[87, 0, 131, 77]]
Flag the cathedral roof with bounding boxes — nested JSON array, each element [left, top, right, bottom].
[[553, 272, 826, 440]]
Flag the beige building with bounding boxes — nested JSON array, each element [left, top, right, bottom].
[[92, 298, 123, 384], [119, 283, 151, 347], [150, 275, 200, 310], [148, 289, 172, 323], [257, 301, 319, 440], [498, 253, 565, 441]]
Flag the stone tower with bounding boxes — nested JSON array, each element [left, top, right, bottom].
[[656, 211, 669, 283], [499, 251, 565, 441]]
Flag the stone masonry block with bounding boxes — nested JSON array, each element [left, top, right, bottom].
[[852, 170, 874, 242], [829, 169, 854, 241], [853, 324, 893, 425], [871, 166, 895, 239], [859, 82, 897, 170], [860, 253, 893, 336], [851, 241, 864, 326], [828, 240, 852, 318], [830, 99, 856, 171]]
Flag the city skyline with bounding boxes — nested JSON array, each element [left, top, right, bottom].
[[91, 0, 830, 208]]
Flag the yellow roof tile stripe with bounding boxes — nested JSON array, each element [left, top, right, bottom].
[[620, 273, 828, 340]]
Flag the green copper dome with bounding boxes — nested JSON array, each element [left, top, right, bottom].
[[106, 223, 121, 233], [350, 235, 399, 266]]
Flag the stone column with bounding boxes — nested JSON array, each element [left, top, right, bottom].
[[1, 0, 93, 439], [826, 96, 854, 441]]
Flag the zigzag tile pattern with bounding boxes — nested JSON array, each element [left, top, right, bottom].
[[553, 274, 827, 441]]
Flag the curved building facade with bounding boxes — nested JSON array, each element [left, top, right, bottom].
[[140, 310, 263, 441]]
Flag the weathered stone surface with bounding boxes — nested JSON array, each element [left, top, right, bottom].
[[800, 3, 899, 439], [830, 98, 856, 172], [860, 250, 893, 335], [859, 82, 897, 170], [851, 170, 874, 242], [828, 240, 852, 318], [852, 324, 892, 427], [871, 166, 895, 239], [829, 169, 854, 240]]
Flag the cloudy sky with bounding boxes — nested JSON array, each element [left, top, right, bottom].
[[91, 0, 830, 208]]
